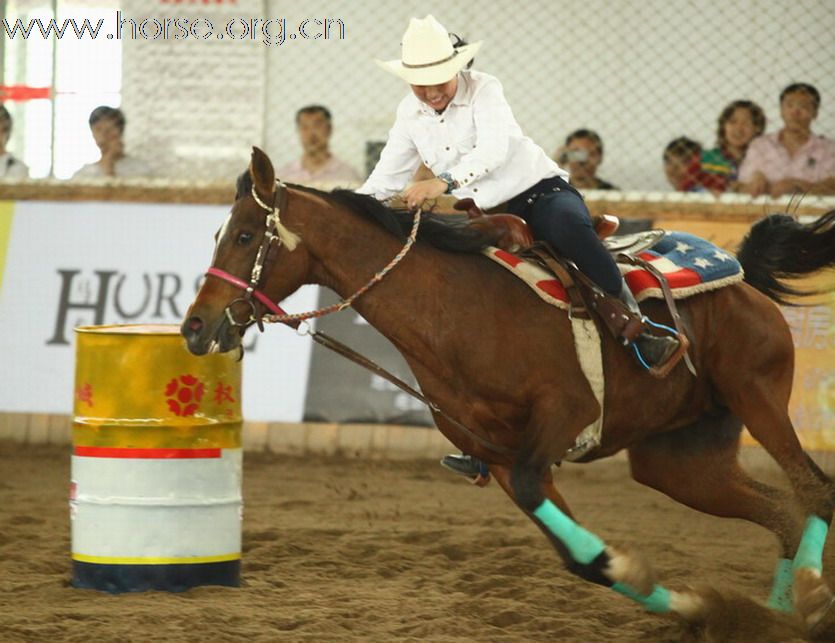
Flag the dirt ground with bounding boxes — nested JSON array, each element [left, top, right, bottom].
[[1, 442, 834, 642]]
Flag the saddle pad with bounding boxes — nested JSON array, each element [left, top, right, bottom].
[[483, 231, 744, 310]]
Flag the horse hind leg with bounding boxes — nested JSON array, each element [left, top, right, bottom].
[[627, 410, 804, 612], [712, 328, 835, 630]]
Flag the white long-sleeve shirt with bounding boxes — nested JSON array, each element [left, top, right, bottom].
[[358, 70, 567, 209]]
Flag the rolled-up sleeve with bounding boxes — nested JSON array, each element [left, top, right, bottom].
[[446, 78, 512, 188], [357, 101, 421, 200]]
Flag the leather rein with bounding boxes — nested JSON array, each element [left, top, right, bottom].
[[204, 181, 517, 459]]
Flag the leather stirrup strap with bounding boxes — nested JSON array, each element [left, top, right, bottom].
[[525, 244, 590, 318], [616, 253, 697, 378]]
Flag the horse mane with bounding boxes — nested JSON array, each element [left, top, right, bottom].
[[235, 172, 495, 254]]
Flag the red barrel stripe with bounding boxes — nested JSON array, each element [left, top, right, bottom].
[[74, 446, 222, 459]]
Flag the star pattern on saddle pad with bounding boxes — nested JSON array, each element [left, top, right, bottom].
[[483, 231, 744, 311]]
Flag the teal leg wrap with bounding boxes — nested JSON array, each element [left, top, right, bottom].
[[612, 582, 671, 613], [767, 558, 795, 612], [793, 515, 829, 572], [532, 499, 605, 564], [533, 499, 672, 613]]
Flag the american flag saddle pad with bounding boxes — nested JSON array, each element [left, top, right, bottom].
[[484, 231, 744, 310]]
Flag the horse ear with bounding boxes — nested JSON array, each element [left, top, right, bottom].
[[249, 146, 275, 197]]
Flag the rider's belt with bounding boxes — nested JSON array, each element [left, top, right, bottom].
[[506, 176, 581, 217]]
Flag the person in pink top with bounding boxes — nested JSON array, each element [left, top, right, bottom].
[[276, 105, 362, 187], [738, 83, 835, 197]]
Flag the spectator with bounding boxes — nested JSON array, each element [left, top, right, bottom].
[[276, 105, 362, 186], [663, 137, 703, 192], [0, 105, 29, 179], [738, 83, 835, 197], [555, 129, 618, 190], [701, 100, 766, 193], [72, 106, 151, 178]]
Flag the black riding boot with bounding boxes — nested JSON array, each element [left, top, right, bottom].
[[617, 281, 680, 368], [440, 454, 491, 486]]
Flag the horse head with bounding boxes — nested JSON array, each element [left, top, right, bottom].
[[181, 147, 310, 355]]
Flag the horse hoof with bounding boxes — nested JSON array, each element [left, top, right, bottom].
[[793, 567, 835, 633], [605, 546, 657, 596], [669, 585, 718, 623]]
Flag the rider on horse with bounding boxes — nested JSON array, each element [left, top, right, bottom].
[[357, 15, 680, 481]]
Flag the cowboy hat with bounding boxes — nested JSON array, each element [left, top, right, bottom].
[[376, 15, 482, 85]]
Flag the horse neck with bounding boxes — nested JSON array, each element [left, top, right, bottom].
[[290, 190, 442, 343]]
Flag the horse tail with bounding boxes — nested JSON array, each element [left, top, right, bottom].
[[736, 209, 835, 305]]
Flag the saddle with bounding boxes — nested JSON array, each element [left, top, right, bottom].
[[407, 195, 690, 378]]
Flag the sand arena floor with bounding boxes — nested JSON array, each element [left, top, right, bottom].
[[1, 442, 834, 642]]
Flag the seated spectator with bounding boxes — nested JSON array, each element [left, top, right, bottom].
[[701, 100, 766, 193], [555, 129, 618, 190], [663, 137, 703, 192], [738, 83, 835, 197], [0, 105, 29, 179], [276, 105, 362, 186], [72, 106, 151, 179]]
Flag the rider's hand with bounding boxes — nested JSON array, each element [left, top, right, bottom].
[[402, 178, 448, 210]]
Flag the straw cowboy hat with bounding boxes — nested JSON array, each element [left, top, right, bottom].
[[376, 15, 482, 86]]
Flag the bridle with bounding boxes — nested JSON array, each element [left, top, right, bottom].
[[203, 181, 517, 459], [205, 180, 422, 334], [205, 182, 292, 333]]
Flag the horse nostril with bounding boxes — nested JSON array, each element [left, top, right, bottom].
[[186, 316, 204, 334]]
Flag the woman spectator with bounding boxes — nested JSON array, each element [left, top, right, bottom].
[[701, 100, 765, 193], [738, 83, 835, 197]]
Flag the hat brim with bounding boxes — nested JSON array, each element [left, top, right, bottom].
[[376, 41, 482, 85]]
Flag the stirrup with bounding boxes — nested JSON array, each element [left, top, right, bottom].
[[629, 319, 689, 379]]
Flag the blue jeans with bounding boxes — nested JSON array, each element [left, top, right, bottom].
[[513, 177, 623, 296]]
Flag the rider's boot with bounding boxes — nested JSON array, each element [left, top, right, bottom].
[[617, 280, 680, 368], [440, 454, 491, 486]]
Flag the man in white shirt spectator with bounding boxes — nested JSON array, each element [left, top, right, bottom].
[[275, 105, 362, 187], [72, 106, 151, 179], [0, 105, 29, 180]]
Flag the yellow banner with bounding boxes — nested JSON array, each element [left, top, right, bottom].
[[0, 201, 14, 295]]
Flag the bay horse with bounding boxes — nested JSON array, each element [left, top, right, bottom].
[[182, 147, 835, 633]]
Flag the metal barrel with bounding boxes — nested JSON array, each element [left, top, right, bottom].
[[71, 324, 242, 593]]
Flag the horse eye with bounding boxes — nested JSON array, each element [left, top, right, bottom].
[[237, 232, 253, 246]]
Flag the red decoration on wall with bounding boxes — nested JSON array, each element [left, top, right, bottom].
[[0, 86, 51, 101]]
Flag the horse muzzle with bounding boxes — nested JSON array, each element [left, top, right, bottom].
[[180, 311, 242, 356]]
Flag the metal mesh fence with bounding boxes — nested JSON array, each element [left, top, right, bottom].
[[1, 0, 833, 191]]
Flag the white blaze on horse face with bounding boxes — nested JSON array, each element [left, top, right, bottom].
[[212, 211, 233, 263]]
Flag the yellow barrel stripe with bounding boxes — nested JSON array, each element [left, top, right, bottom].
[[72, 553, 241, 565], [72, 423, 242, 449]]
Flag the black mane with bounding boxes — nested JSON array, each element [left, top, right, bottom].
[[236, 171, 494, 254]]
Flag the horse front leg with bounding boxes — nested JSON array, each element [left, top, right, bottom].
[[489, 460, 706, 621]]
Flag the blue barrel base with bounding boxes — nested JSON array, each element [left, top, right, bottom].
[[72, 560, 240, 593]]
